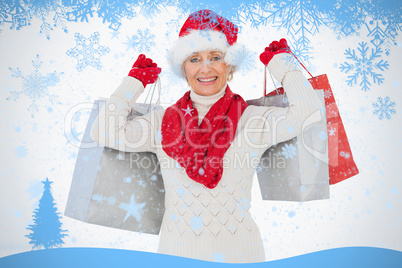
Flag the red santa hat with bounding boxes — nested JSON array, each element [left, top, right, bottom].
[[167, 9, 245, 78]]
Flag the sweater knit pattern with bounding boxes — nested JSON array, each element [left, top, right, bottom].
[[155, 87, 265, 263]]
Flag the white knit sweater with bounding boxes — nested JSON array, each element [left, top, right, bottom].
[[90, 54, 322, 263]]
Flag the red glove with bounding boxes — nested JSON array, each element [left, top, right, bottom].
[[259, 38, 291, 66], [128, 54, 162, 87]]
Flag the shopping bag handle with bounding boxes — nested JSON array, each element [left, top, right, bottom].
[[290, 50, 314, 78], [264, 50, 314, 97], [143, 77, 161, 113]]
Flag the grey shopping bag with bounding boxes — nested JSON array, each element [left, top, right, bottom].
[[65, 82, 165, 235], [247, 90, 330, 202]]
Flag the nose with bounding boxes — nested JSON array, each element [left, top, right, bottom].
[[199, 61, 212, 73]]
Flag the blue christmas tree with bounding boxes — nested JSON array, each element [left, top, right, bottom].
[[25, 177, 68, 250]]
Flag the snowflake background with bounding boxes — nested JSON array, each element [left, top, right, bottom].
[[0, 0, 401, 263]]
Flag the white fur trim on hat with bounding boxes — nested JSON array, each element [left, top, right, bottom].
[[167, 30, 246, 78]]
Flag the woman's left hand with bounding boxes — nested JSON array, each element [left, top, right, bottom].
[[259, 38, 291, 66], [128, 54, 162, 88]]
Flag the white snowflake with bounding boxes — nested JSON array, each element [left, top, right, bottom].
[[324, 89, 332, 99], [66, 32, 110, 72], [7, 54, 62, 117], [124, 29, 155, 52], [372, 96, 396, 120], [328, 127, 336, 136]]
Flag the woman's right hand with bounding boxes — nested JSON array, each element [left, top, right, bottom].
[[128, 54, 162, 87]]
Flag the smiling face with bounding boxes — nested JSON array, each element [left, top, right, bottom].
[[183, 50, 229, 96]]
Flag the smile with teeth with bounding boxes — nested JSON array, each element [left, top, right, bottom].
[[197, 77, 217, 82]]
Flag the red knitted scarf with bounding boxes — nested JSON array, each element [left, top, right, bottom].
[[161, 85, 248, 189]]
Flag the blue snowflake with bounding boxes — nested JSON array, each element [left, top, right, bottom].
[[65, 110, 84, 145], [65, 125, 83, 146], [1, 0, 400, 49], [228, 45, 256, 76], [110, 30, 120, 39], [265, 0, 328, 53], [118, 194, 146, 222], [366, 20, 399, 56], [28, 0, 68, 39], [159, 67, 187, 99], [382, 25, 399, 56], [96, 0, 136, 31], [190, 216, 203, 231], [281, 143, 297, 159], [372, 96, 396, 120], [64, 0, 96, 23], [0, 0, 31, 31], [319, 130, 327, 140], [366, 21, 387, 48], [15, 145, 28, 158], [66, 32, 110, 72], [237, 197, 250, 211], [0, 0, 68, 39], [166, 17, 183, 33], [368, 0, 402, 44], [175, 0, 261, 29], [339, 42, 389, 91], [238, 3, 266, 29], [324, 0, 367, 39], [281, 38, 313, 70], [92, 194, 117, 206], [138, 0, 171, 19], [124, 29, 155, 52], [61, 0, 138, 31], [7, 55, 62, 117]]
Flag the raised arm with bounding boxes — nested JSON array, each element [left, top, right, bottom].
[[243, 39, 323, 150], [90, 54, 163, 153]]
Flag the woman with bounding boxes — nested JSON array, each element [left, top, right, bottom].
[[90, 9, 322, 263]]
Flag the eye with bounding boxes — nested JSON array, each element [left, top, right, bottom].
[[190, 57, 200, 63], [211, 56, 221, 61]]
